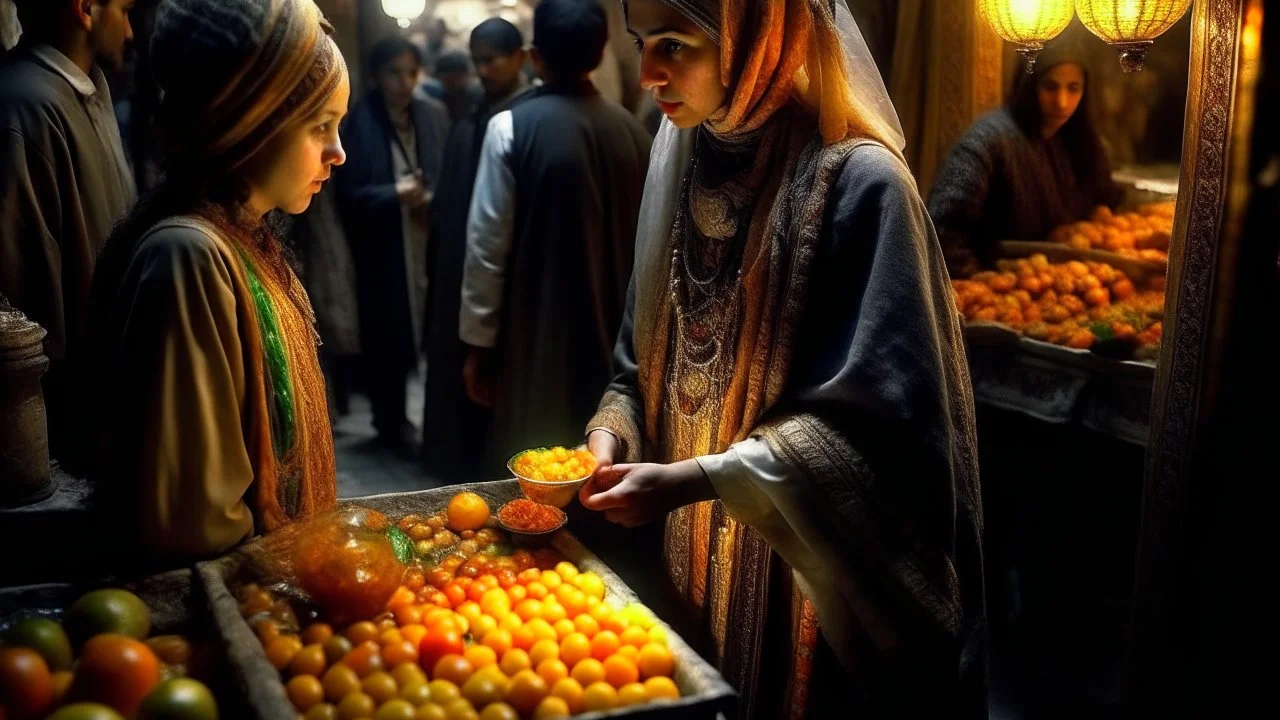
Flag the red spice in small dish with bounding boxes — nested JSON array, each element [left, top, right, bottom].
[[498, 499, 566, 533]]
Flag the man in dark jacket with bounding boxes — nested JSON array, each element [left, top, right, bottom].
[[423, 18, 532, 482], [459, 0, 651, 471], [336, 36, 448, 453]]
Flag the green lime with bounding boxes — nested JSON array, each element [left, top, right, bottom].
[[5, 616, 74, 670], [136, 678, 219, 720], [64, 589, 152, 646], [45, 703, 128, 720]]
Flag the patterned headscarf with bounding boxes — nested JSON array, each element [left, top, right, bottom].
[[641, 0, 899, 147], [152, 0, 346, 172]]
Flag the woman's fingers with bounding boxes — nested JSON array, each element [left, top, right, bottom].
[[580, 465, 633, 511]]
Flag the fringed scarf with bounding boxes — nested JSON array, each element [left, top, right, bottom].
[[165, 213, 338, 530]]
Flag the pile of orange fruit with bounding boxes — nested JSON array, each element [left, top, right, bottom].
[[1, 588, 217, 720], [510, 448, 596, 483], [1046, 202, 1174, 261], [241, 501, 680, 720], [953, 254, 1164, 351]]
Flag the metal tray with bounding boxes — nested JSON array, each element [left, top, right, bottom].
[[197, 480, 736, 720]]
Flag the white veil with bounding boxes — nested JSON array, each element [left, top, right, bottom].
[[630, 0, 906, 315]]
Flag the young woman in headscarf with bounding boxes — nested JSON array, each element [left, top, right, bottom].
[[929, 40, 1124, 276], [87, 0, 348, 559], [579, 0, 986, 716]]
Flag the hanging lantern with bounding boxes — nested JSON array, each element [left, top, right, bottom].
[[1075, 0, 1193, 72], [381, 0, 426, 29], [978, 0, 1077, 72]]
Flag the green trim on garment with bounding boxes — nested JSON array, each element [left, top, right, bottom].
[[239, 252, 297, 461]]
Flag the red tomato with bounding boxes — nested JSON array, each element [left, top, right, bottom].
[[418, 627, 465, 674]]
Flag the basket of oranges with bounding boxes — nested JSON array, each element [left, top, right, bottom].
[[197, 480, 736, 720]]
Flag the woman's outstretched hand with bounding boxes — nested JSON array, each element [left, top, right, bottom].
[[579, 456, 716, 528]]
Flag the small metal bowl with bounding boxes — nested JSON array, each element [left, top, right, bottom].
[[495, 501, 569, 539], [507, 448, 594, 508]]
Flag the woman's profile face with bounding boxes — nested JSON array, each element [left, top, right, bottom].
[[243, 70, 350, 215], [1037, 62, 1085, 137], [626, 0, 726, 129]]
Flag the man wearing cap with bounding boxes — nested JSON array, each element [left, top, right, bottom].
[[0, 0, 137, 470]]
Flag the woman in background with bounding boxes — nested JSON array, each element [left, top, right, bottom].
[[928, 41, 1123, 276]]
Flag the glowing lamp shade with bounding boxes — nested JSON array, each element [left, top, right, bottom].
[[979, 0, 1076, 72], [382, 0, 426, 28], [1076, 0, 1193, 72]]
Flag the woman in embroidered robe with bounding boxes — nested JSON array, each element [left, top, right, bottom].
[[579, 1, 986, 716], [87, 0, 348, 558]]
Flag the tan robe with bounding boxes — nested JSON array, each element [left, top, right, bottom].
[[95, 219, 336, 557]]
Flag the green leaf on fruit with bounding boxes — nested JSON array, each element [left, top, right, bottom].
[[386, 526, 414, 564]]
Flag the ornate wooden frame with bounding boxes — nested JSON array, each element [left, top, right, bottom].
[[1129, 0, 1263, 702]]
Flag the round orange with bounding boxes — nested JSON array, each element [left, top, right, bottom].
[[525, 619, 557, 644], [442, 698, 478, 720], [0, 646, 54, 719], [287, 674, 325, 712], [361, 671, 398, 704], [68, 634, 161, 717], [603, 655, 639, 687], [418, 626, 465, 673], [582, 681, 618, 712], [590, 631, 620, 661], [461, 672, 504, 708], [374, 699, 417, 720], [571, 615, 598, 638], [342, 641, 384, 677], [463, 644, 497, 669], [532, 695, 571, 719], [265, 635, 303, 671], [401, 624, 429, 649], [535, 657, 569, 687], [303, 623, 335, 646], [446, 492, 490, 532], [510, 626, 535, 652], [548, 677, 584, 714], [498, 612, 523, 633], [391, 662, 426, 688], [336, 691, 375, 720], [528, 639, 559, 668], [618, 681, 647, 706], [322, 663, 361, 702], [427, 679, 461, 705], [643, 675, 680, 700], [569, 658, 604, 687], [480, 629, 513, 657], [290, 644, 328, 677], [637, 643, 674, 678], [432, 654, 474, 686], [383, 640, 419, 667], [620, 626, 649, 648], [498, 648, 531, 676], [345, 621, 381, 645], [551, 619, 576, 640], [503, 669, 548, 715], [478, 703, 518, 720], [558, 633, 591, 669]]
